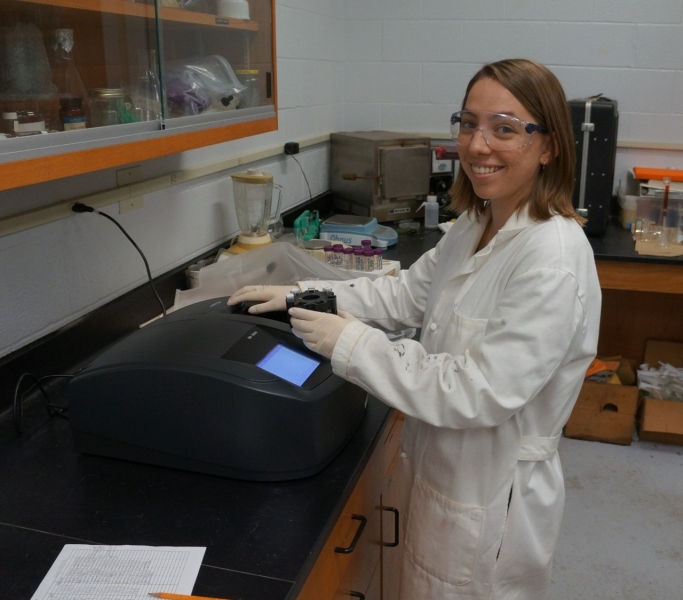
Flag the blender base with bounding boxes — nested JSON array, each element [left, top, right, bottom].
[[224, 233, 274, 255]]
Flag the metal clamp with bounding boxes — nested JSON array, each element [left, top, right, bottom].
[[334, 514, 367, 554]]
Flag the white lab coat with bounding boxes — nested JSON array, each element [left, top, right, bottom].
[[308, 208, 601, 599]]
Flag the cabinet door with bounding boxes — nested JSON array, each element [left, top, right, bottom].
[[0, 0, 277, 192]]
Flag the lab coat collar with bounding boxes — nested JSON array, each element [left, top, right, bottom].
[[480, 204, 539, 250], [468, 205, 538, 270]]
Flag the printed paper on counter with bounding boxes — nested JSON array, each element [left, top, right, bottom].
[[31, 544, 206, 600]]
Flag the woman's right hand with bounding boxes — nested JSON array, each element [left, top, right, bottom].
[[227, 285, 294, 314]]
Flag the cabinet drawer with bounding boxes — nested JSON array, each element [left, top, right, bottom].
[[333, 503, 380, 599], [296, 450, 382, 600]]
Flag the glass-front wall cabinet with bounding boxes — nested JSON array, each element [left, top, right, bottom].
[[0, 0, 276, 191]]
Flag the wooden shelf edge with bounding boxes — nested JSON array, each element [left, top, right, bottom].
[[0, 116, 278, 192], [16, 0, 259, 31], [596, 259, 683, 294]]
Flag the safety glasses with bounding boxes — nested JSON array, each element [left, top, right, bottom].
[[450, 110, 548, 151]]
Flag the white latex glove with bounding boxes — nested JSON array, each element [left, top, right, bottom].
[[227, 285, 293, 314], [289, 308, 358, 359]]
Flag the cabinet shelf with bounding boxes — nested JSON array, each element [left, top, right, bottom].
[[16, 0, 259, 31], [1, 0, 276, 194]]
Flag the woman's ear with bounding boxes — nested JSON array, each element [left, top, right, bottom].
[[539, 133, 557, 167], [549, 133, 560, 158]]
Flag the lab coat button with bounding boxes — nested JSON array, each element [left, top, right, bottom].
[[429, 322, 437, 331]]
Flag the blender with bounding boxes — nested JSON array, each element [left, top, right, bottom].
[[228, 168, 283, 254]]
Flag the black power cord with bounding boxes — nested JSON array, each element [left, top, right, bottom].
[[72, 202, 166, 318], [13, 373, 73, 434], [284, 147, 313, 202]]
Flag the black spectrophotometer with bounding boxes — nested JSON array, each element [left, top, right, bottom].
[[68, 297, 367, 481]]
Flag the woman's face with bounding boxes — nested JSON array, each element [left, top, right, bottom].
[[458, 77, 552, 214]]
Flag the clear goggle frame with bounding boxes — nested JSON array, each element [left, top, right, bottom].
[[450, 110, 548, 151]]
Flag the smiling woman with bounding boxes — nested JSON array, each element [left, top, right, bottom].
[[227, 58, 602, 600]]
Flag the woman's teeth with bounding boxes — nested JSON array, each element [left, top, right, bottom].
[[471, 165, 502, 174]]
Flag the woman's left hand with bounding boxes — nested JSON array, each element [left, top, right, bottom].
[[289, 308, 358, 359]]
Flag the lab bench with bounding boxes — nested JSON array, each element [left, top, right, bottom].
[[0, 226, 440, 600], [0, 216, 681, 599]]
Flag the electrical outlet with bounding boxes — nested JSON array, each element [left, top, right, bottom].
[[116, 165, 142, 187], [119, 196, 144, 214], [170, 173, 179, 185]]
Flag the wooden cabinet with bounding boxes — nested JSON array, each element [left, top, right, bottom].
[[0, 0, 277, 192], [297, 410, 404, 600], [595, 259, 683, 363]]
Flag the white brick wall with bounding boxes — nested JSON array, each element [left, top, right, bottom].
[[2, 0, 683, 359]]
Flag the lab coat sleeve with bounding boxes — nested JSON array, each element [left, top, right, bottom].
[[331, 267, 586, 429], [314, 244, 441, 330]]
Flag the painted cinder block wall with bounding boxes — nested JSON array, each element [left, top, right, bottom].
[[1, 0, 682, 359]]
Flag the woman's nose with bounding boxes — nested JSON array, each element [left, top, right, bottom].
[[468, 128, 491, 153]]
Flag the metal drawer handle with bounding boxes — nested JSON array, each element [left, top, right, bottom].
[[350, 593, 365, 599], [334, 514, 367, 554], [382, 506, 400, 548]]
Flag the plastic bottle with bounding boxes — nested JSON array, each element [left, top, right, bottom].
[[419, 195, 439, 229]]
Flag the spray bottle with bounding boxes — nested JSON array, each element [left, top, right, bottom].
[[416, 195, 439, 229]]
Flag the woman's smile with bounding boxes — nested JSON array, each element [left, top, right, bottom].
[[470, 164, 504, 175]]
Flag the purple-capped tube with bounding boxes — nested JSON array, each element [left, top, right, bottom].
[[343, 246, 354, 269], [323, 245, 334, 265], [333, 244, 344, 267], [353, 247, 364, 271], [363, 248, 375, 271], [374, 248, 384, 270]]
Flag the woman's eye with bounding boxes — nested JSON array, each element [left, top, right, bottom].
[[461, 120, 477, 130], [495, 125, 516, 136]]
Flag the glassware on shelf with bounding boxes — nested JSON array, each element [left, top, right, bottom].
[[14, 109, 47, 136], [49, 29, 88, 131], [88, 88, 124, 127], [59, 98, 86, 131], [130, 49, 162, 122], [0, 24, 56, 100], [235, 70, 260, 108]]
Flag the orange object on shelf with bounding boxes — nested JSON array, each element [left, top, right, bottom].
[[633, 167, 683, 182]]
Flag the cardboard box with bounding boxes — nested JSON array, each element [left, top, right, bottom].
[[639, 399, 683, 445], [564, 381, 640, 445], [637, 340, 683, 445]]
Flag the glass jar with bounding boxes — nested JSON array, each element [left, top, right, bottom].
[[88, 88, 124, 127], [235, 70, 260, 108], [59, 97, 86, 131]]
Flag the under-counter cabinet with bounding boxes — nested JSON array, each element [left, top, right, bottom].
[[0, 0, 276, 192], [297, 410, 404, 600]]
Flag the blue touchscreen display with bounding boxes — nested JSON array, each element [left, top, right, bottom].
[[257, 343, 320, 386]]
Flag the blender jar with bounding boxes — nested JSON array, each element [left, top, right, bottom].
[[231, 168, 282, 238]]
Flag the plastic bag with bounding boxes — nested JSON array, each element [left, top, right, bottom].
[[165, 55, 245, 116], [171, 242, 354, 312]]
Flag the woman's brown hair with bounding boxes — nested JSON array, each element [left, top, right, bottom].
[[449, 58, 584, 225]]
